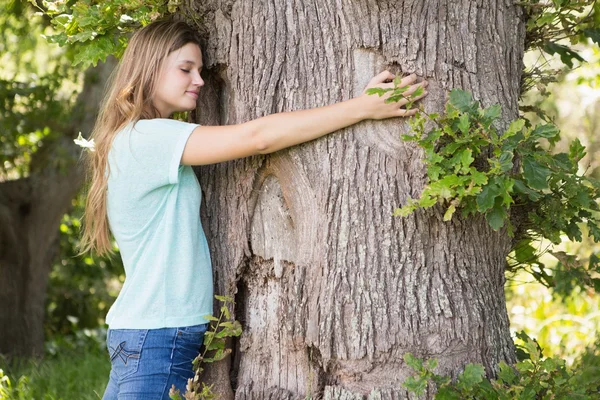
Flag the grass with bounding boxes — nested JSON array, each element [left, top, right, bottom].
[[0, 345, 110, 400]]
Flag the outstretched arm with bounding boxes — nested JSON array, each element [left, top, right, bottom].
[[181, 71, 427, 166]]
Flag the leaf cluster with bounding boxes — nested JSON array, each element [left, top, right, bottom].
[[394, 89, 600, 291], [29, 0, 181, 67], [521, 0, 600, 94], [365, 75, 424, 108], [403, 332, 600, 399], [169, 295, 242, 400]]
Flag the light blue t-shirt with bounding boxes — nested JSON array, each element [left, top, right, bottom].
[[105, 118, 213, 329]]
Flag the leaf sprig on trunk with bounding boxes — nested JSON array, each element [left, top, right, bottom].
[[394, 89, 600, 290]]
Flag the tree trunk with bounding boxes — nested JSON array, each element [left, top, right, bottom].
[[0, 59, 115, 358], [184, 1, 525, 397]]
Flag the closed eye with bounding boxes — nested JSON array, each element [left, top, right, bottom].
[[181, 69, 190, 73]]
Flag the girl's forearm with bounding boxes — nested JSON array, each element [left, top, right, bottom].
[[248, 97, 367, 154]]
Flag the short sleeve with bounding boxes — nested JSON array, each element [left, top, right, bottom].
[[129, 119, 198, 185]]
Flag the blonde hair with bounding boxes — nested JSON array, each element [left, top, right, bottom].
[[80, 20, 202, 256]]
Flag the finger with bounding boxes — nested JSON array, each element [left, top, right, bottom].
[[369, 70, 395, 85], [396, 73, 418, 88], [396, 108, 419, 117], [392, 87, 427, 106], [403, 81, 428, 96], [409, 90, 428, 102]]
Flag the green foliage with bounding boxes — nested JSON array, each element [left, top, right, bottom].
[[365, 76, 424, 108], [403, 332, 600, 399], [30, 0, 182, 67], [521, 0, 600, 93], [0, 342, 110, 400], [0, 1, 80, 179], [169, 296, 242, 400], [393, 89, 600, 291], [45, 193, 124, 341]]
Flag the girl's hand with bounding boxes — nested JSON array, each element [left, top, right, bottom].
[[359, 71, 428, 120]]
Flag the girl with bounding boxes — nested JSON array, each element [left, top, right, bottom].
[[81, 19, 427, 400]]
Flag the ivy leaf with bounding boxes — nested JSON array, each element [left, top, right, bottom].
[[449, 89, 475, 112], [522, 158, 551, 190], [543, 42, 585, 68]]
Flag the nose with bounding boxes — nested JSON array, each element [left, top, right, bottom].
[[192, 71, 204, 87]]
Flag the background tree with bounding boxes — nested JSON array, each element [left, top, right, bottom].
[[0, 0, 115, 357]]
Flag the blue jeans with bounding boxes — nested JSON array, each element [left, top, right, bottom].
[[102, 324, 208, 400]]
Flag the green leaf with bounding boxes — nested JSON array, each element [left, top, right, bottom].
[[486, 204, 507, 230], [457, 113, 470, 134], [514, 241, 537, 264], [522, 158, 551, 190], [403, 353, 423, 371], [483, 104, 501, 121], [460, 148, 474, 172], [458, 363, 485, 388], [469, 169, 488, 186], [530, 123, 559, 140], [513, 179, 541, 201], [476, 183, 500, 212], [583, 28, 600, 45], [449, 89, 475, 112], [403, 376, 427, 395], [497, 361, 516, 385], [543, 42, 585, 68], [365, 87, 390, 97], [215, 295, 233, 303], [523, 339, 541, 363], [73, 36, 117, 66], [498, 151, 514, 172], [502, 119, 525, 140], [569, 138, 586, 162], [443, 204, 456, 221]]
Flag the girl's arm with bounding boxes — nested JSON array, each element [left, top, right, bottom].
[[181, 71, 427, 166]]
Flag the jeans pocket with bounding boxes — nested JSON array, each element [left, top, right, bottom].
[[107, 329, 148, 380], [172, 324, 208, 378]]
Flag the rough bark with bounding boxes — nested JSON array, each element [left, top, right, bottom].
[[0, 58, 115, 357], [183, 1, 525, 398]]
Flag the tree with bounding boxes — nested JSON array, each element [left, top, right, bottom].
[[182, 1, 524, 398], [0, 0, 116, 356]]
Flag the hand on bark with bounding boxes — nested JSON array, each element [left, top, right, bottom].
[[360, 71, 428, 120]]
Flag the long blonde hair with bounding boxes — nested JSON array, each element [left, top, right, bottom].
[[80, 20, 202, 256]]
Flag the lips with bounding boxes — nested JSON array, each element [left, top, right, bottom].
[[186, 91, 199, 99]]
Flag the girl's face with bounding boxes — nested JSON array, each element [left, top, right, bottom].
[[153, 42, 204, 118]]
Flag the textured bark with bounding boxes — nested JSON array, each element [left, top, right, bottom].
[[0, 59, 115, 357], [182, 1, 525, 398]]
